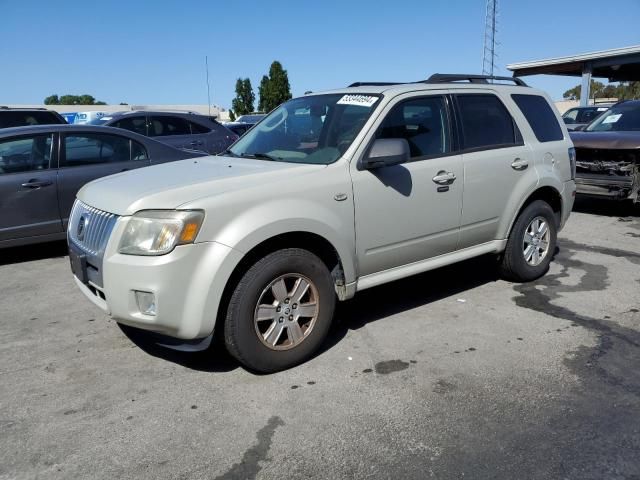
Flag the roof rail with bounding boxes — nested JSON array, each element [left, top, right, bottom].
[[348, 82, 404, 87], [426, 74, 528, 87]]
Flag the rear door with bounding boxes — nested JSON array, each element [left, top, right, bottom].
[[56, 132, 151, 228], [0, 133, 61, 241], [453, 92, 534, 249]]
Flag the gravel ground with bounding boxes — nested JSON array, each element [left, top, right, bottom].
[[1, 197, 639, 480]]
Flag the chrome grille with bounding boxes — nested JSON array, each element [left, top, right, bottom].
[[68, 201, 118, 256]]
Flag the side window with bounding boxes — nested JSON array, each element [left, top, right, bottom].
[[511, 94, 563, 143], [0, 135, 52, 174], [131, 141, 149, 161], [377, 96, 451, 159], [563, 108, 578, 124], [112, 116, 148, 136], [189, 121, 211, 134], [457, 94, 520, 150], [62, 134, 131, 167], [149, 116, 191, 137]]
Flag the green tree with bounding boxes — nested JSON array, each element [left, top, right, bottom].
[[262, 61, 292, 112], [258, 75, 271, 112], [44, 94, 106, 105], [563, 80, 640, 101], [231, 78, 255, 116], [44, 94, 59, 105]]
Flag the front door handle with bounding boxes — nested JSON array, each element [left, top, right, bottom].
[[511, 158, 529, 171], [432, 171, 457, 185], [21, 180, 52, 189]]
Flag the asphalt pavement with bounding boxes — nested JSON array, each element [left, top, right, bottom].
[[1, 197, 639, 480]]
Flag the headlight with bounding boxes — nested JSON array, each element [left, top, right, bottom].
[[118, 210, 204, 256]]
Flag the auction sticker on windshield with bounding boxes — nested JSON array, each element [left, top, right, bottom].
[[603, 114, 622, 124], [337, 95, 378, 107]]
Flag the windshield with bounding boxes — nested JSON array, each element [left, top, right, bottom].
[[586, 103, 640, 132], [227, 93, 381, 164]]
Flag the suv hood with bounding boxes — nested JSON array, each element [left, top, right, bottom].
[[77, 155, 325, 215], [570, 131, 640, 150]]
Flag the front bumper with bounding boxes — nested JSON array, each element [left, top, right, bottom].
[[73, 218, 243, 339]]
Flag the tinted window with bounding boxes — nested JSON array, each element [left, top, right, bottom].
[[189, 121, 211, 134], [131, 141, 149, 161], [149, 116, 191, 136], [511, 94, 563, 142], [0, 135, 53, 174], [377, 96, 450, 159], [0, 111, 63, 128], [62, 134, 132, 167], [112, 116, 148, 136], [586, 102, 640, 132], [457, 94, 519, 150]]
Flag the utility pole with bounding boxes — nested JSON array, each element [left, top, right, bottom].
[[482, 0, 498, 77], [205, 56, 212, 117]]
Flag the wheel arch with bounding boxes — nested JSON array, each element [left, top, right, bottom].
[[505, 185, 563, 240]]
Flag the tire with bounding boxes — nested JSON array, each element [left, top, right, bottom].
[[499, 200, 557, 282], [223, 248, 336, 373]]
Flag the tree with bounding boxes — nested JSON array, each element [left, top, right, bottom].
[[44, 95, 59, 105], [258, 75, 271, 112], [42, 94, 106, 105], [563, 80, 640, 101], [231, 78, 255, 116], [257, 61, 292, 113]]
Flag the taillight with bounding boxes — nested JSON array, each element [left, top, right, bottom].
[[568, 147, 576, 180]]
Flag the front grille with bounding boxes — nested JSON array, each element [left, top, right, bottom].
[[68, 201, 118, 256]]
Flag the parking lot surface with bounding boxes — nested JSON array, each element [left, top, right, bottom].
[[1, 198, 639, 480]]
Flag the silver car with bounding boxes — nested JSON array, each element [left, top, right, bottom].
[[69, 74, 576, 372]]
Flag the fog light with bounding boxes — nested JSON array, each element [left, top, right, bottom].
[[135, 291, 157, 316]]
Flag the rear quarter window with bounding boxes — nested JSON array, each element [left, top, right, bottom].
[[511, 94, 563, 142]]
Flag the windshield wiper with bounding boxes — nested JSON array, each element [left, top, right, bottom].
[[220, 149, 240, 157], [241, 152, 280, 162]]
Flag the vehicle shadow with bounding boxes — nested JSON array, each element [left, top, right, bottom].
[[0, 240, 68, 266], [572, 196, 639, 218], [320, 253, 503, 355], [118, 323, 239, 373]]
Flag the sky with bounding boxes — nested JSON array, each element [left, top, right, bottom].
[[2, 0, 639, 108]]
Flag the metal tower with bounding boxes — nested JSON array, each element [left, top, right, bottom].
[[482, 0, 498, 76]]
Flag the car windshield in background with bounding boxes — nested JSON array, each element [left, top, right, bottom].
[[586, 103, 640, 132], [228, 93, 381, 165], [87, 117, 112, 125], [236, 114, 266, 123]]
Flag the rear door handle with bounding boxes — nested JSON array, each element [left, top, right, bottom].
[[432, 171, 457, 185], [21, 180, 52, 189], [511, 158, 529, 171]]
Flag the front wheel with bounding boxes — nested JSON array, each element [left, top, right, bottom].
[[223, 248, 336, 373], [499, 200, 558, 282]]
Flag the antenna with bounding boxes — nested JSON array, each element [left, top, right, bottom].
[[482, 0, 498, 77], [205, 56, 212, 117]]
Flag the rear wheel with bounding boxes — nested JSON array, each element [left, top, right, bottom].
[[499, 200, 557, 282], [224, 248, 335, 373]]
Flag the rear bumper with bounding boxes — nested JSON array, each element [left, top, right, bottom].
[[560, 180, 576, 230]]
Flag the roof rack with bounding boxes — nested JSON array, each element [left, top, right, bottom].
[[348, 82, 405, 87], [425, 74, 528, 87]]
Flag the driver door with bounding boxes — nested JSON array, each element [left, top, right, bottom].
[[350, 93, 463, 277]]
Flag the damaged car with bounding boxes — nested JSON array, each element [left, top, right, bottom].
[[570, 100, 640, 203]]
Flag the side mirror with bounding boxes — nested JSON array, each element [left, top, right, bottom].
[[563, 117, 574, 125], [361, 138, 410, 170]]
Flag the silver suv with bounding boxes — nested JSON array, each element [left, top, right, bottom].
[[69, 74, 576, 372]]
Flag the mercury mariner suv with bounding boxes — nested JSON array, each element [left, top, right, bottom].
[[68, 74, 576, 373]]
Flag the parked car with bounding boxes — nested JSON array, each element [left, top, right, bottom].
[[570, 100, 640, 203], [69, 74, 575, 372], [99, 111, 238, 154], [0, 107, 66, 129], [0, 124, 202, 248], [225, 114, 267, 136], [562, 104, 611, 131]]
